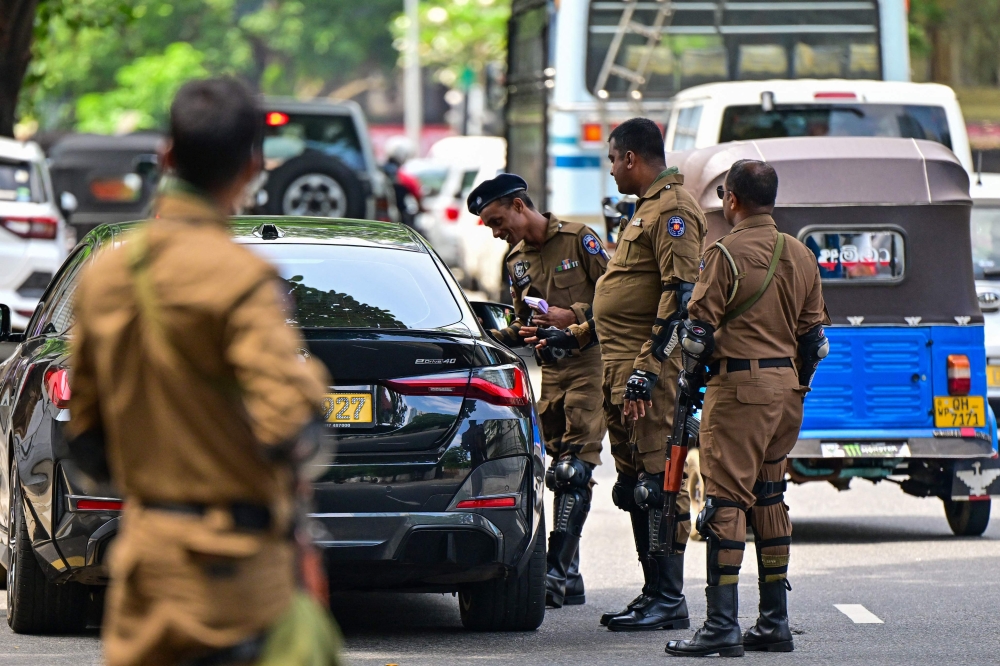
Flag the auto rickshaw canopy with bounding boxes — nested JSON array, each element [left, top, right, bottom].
[[669, 137, 979, 326]]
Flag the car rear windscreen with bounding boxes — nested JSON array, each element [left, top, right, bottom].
[[0, 160, 44, 203], [251, 244, 462, 329], [720, 104, 952, 149]]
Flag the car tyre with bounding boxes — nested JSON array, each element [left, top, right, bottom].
[[943, 498, 991, 536], [263, 150, 366, 219], [7, 463, 89, 634], [459, 513, 546, 631]]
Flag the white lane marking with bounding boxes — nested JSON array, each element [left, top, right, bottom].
[[834, 604, 883, 624]]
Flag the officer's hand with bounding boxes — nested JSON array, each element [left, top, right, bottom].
[[519, 325, 540, 345], [532, 305, 577, 329], [534, 326, 579, 350], [623, 370, 657, 421]]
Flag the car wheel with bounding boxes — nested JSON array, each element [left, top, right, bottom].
[[7, 462, 89, 634], [459, 511, 546, 631], [263, 150, 366, 219], [943, 497, 991, 536]]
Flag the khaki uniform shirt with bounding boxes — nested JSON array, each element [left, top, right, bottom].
[[592, 170, 707, 373], [494, 213, 608, 345], [69, 189, 331, 510], [687, 213, 830, 360]]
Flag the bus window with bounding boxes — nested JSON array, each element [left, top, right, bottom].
[[672, 106, 703, 151], [586, 0, 881, 98], [801, 229, 905, 282], [719, 104, 952, 149]]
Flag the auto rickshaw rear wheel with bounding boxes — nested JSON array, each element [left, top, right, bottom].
[[943, 498, 991, 536]]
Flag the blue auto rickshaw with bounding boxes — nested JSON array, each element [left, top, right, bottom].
[[673, 136, 998, 536]]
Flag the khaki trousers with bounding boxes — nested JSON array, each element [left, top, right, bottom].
[[537, 345, 606, 467], [699, 364, 805, 583], [603, 351, 690, 549], [103, 506, 295, 666]]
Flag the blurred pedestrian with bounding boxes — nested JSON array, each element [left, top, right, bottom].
[[67, 77, 340, 666]]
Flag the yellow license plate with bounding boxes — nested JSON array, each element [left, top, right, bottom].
[[933, 396, 986, 428], [322, 392, 373, 426], [988, 365, 1000, 387]]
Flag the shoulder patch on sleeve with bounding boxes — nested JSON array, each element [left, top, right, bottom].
[[667, 216, 685, 237], [582, 233, 602, 255]]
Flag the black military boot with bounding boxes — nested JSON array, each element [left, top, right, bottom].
[[743, 580, 793, 652], [600, 503, 652, 625], [563, 548, 586, 605], [665, 584, 744, 657], [545, 529, 581, 608], [607, 551, 689, 631]]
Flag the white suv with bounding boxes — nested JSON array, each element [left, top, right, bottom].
[[0, 138, 68, 331]]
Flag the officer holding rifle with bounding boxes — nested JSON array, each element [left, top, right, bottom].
[[468, 174, 608, 609], [533, 117, 707, 632], [665, 159, 829, 657]]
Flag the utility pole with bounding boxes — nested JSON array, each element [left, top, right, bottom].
[[404, 0, 423, 153]]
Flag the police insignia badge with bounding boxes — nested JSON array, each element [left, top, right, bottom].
[[582, 234, 602, 255], [513, 261, 528, 279], [667, 216, 685, 237], [699, 258, 705, 272]]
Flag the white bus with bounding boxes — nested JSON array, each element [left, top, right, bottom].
[[505, 0, 911, 238]]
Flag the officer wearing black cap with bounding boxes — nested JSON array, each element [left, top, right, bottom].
[[468, 174, 608, 609]]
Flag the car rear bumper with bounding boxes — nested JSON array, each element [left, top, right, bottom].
[[792, 434, 996, 459]]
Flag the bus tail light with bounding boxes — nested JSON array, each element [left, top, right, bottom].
[[581, 123, 603, 142], [947, 355, 971, 395]]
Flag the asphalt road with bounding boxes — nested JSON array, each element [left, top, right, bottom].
[[1, 354, 998, 665]]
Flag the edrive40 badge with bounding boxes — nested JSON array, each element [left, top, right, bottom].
[[667, 216, 686, 237]]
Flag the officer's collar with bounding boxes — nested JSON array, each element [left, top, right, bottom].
[[152, 176, 229, 228], [641, 167, 683, 200], [731, 213, 776, 233], [543, 212, 563, 241]]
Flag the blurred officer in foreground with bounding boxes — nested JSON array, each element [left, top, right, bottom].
[[534, 118, 707, 631], [468, 174, 608, 608], [68, 78, 339, 666], [665, 160, 829, 657]]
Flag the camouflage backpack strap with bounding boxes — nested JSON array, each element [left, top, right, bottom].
[[126, 226, 242, 400], [720, 232, 784, 326]]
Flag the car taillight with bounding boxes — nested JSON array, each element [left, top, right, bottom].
[[75, 498, 124, 512], [444, 205, 460, 222], [265, 111, 290, 126], [1, 216, 58, 240], [581, 122, 603, 142], [468, 365, 530, 406], [45, 367, 71, 409], [455, 496, 517, 509], [384, 364, 529, 407], [947, 354, 971, 395], [814, 92, 857, 99]]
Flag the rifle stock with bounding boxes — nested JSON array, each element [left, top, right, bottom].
[[661, 370, 699, 555]]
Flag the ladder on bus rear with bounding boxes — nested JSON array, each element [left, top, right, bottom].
[[593, 0, 675, 111]]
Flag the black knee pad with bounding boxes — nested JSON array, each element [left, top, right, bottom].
[[632, 472, 663, 512], [611, 473, 637, 512], [553, 486, 592, 537], [697, 496, 746, 586]]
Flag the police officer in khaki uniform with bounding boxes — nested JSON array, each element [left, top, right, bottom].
[[467, 174, 608, 609], [666, 160, 829, 657], [68, 79, 334, 666], [539, 118, 707, 631]]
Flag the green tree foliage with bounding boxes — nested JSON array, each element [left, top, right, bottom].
[[75, 42, 208, 133], [390, 0, 510, 88], [21, 0, 402, 132]]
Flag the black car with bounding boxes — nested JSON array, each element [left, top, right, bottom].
[[0, 217, 546, 634]]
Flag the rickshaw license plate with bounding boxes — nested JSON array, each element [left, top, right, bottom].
[[988, 365, 1000, 387], [933, 396, 986, 428], [322, 392, 374, 427]]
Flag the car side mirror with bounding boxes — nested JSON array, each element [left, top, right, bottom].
[[470, 300, 515, 331], [0, 304, 25, 343]]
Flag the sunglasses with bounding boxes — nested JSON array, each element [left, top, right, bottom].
[[716, 185, 727, 200]]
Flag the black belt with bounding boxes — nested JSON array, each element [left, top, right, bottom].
[[145, 501, 272, 531], [708, 357, 793, 377]]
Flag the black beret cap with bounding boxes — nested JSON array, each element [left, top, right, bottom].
[[466, 173, 528, 216]]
